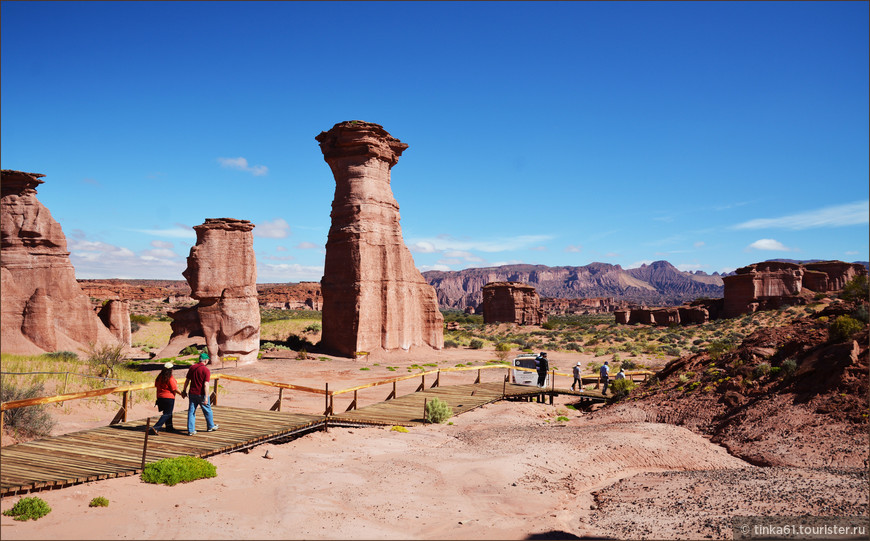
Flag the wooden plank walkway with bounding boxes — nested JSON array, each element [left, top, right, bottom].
[[1, 383, 606, 495], [331, 382, 605, 426], [1, 407, 323, 495]]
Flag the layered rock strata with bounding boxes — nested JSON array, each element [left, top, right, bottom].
[[722, 261, 806, 318], [158, 218, 260, 363], [315, 121, 443, 357], [97, 300, 132, 347], [482, 282, 547, 325], [1, 170, 118, 355]]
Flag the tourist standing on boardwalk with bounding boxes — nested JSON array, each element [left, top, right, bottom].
[[150, 362, 182, 435], [571, 361, 583, 391], [616, 368, 626, 380], [600, 360, 610, 395], [199, 349, 210, 365], [536, 352, 549, 387], [182, 355, 218, 435]]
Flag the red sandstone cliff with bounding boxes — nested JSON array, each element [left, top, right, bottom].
[[1, 170, 118, 355]]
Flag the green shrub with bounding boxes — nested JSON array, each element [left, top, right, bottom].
[[469, 338, 484, 350], [555, 416, 570, 422], [45, 351, 79, 361], [444, 340, 460, 349], [180, 345, 200, 356], [754, 362, 771, 378], [130, 314, 152, 325], [781, 358, 798, 376], [2, 497, 51, 521], [390, 425, 408, 433], [620, 359, 638, 370], [854, 304, 869, 323], [89, 496, 109, 507], [707, 339, 736, 361], [425, 397, 453, 424], [829, 315, 864, 342], [141, 456, 217, 486], [0, 382, 55, 437], [610, 378, 636, 398], [495, 342, 511, 361], [303, 323, 322, 334], [769, 366, 782, 377], [839, 275, 868, 303]]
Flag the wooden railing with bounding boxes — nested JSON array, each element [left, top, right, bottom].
[[1, 365, 655, 426]]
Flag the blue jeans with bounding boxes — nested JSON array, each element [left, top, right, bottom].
[[187, 394, 215, 434], [153, 397, 175, 431]]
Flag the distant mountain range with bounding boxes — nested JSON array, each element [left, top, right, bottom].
[[422, 261, 726, 309]]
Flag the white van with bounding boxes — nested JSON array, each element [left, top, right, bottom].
[[513, 354, 547, 387]]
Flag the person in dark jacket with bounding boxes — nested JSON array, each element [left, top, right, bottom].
[[536, 352, 549, 387]]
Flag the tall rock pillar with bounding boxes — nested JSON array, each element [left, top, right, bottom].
[[158, 218, 261, 363], [315, 121, 444, 357]]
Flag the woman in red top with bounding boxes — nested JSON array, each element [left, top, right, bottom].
[[150, 362, 181, 435]]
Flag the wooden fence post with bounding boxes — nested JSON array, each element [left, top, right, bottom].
[[423, 398, 428, 424], [270, 388, 284, 412], [434, 370, 440, 388], [502, 374, 507, 398], [475, 369, 481, 384], [324, 383, 329, 415]]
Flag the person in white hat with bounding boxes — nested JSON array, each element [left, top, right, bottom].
[[150, 362, 182, 435], [571, 361, 583, 391]]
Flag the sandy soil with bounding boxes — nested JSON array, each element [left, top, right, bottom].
[[2, 348, 866, 539]]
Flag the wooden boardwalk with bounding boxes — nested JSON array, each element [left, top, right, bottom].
[[1, 383, 605, 495]]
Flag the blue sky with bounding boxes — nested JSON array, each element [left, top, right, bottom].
[[2, 1, 868, 283]]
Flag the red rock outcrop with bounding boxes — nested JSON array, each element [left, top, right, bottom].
[[482, 282, 547, 325], [97, 300, 132, 347], [315, 121, 443, 357], [541, 297, 624, 315], [1, 170, 118, 355], [722, 261, 805, 318], [158, 218, 260, 363], [802, 261, 867, 292]]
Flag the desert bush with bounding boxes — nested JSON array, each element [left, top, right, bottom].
[[89, 496, 110, 507], [469, 338, 484, 350], [754, 362, 771, 378], [829, 315, 864, 342], [2, 496, 51, 521], [390, 425, 408, 433], [839, 275, 868, 303], [141, 456, 216, 486], [620, 359, 639, 370], [130, 314, 152, 325], [1, 382, 55, 437], [85, 341, 126, 378], [180, 345, 200, 356], [610, 378, 636, 399], [541, 321, 557, 330], [444, 340, 459, 349], [303, 323, 322, 334], [285, 334, 316, 351], [853, 304, 869, 324], [130, 321, 141, 333], [781, 358, 798, 376], [44, 351, 78, 361], [555, 415, 570, 422], [707, 339, 736, 361], [425, 397, 453, 424], [494, 342, 511, 361]]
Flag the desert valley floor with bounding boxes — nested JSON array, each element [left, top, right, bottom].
[[1, 345, 867, 540]]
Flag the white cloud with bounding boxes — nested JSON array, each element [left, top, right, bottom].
[[676, 263, 709, 272], [564, 245, 582, 253], [529, 246, 547, 252], [296, 241, 319, 250], [628, 260, 655, 269], [276, 245, 288, 252], [68, 238, 185, 279], [151, 240, 174, 249], [257, 263, 323, 282], [419, 264, 452, 272], [141, 248, 177, 259], [254, 218, 290, 239], [217, 157, 268, 176], [746, 238, 791, 252], [409, 241, 437, 254], [132, 226, 195, 239], [693, 241, 705, 248], [733, 201, 869, 230]]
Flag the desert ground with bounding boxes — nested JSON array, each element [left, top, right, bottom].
[[2, 343, 866, 540]]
